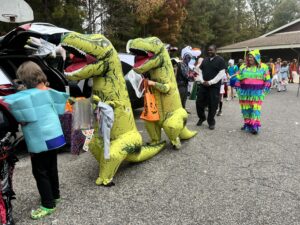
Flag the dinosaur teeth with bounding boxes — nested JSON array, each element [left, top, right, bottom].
[[64, 68, 83, 76], [61, 43, 86, 56], [128, 48, 148, 56], [78, 49, 86, 56]]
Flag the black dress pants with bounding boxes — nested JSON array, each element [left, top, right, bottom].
[[196, 85, 220, 126], [178, 85, 188, 108], [31, 150, 60, 209]]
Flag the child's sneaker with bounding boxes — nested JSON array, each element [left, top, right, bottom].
[[31, 206, 56, 220]]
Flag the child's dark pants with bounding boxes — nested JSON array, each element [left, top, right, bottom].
[[31, 150, 60, 209]]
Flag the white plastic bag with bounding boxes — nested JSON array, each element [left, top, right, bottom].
[[72, 98, 94, 130], [125, 70, 144, 98]]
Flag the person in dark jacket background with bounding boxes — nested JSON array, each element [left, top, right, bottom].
[[176, 53, 192, 109]]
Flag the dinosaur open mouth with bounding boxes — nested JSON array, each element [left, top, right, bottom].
[[62, 44, 98, 75], [130, 48, 154, 68]]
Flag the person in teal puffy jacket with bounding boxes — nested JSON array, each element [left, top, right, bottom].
[[4, 61, 68, 220], [227, 59, 239, 100]]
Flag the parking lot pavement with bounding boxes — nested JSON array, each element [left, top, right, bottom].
[[12, 84, 300, 225]]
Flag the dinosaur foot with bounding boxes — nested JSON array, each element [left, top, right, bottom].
[[103, 182, 115, 187], [126, 141, 166, 163], [179, 126, 198, 140], [95, 177, 115, 187]]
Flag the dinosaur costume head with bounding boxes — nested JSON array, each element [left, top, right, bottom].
[[127, 37, 167, 74], [61, 32, 113, 78]]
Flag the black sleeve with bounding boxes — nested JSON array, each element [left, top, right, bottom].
[[218, 56, 226, 71], [179, 63, 189, 81], [200, 60, 204, 70], [176, 63, 182, 77]]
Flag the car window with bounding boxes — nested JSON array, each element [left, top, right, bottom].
[[0, 67, 12, 85], [44, 56, 64, 72]]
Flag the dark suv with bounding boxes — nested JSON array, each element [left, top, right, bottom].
[[0, 23, 143, 140]]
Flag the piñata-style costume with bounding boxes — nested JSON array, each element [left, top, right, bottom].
[[235, 49, 271, 133]]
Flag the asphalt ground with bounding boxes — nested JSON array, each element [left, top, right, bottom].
[[12, 84, 300, 225]]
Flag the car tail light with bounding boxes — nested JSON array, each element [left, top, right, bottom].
[[0, 84, 15, 96], [19, 23, 32, 31]]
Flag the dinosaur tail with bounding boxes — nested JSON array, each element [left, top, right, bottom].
[[179, 126, 197, 140], [126, 141, 166, 163]]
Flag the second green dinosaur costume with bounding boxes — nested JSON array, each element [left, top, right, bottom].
[[127, 37, 197, 148], [61, 32, 165, 186]]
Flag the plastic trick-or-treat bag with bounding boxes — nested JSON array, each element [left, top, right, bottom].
[[72, 98, 94, 130], [71, 98, 94, 155], [189, 81, 198, 100], [140, 79, 160, 122]]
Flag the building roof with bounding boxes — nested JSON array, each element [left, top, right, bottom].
[[261, 18, 300, 37], [218, 31, 300, 53], [218, 18, 300, 53]]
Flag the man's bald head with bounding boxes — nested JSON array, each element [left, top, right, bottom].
[[208, 45, 217, 57]]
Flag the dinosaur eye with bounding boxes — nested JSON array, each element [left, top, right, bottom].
[[151, 39, 162, 45], [99, 40, 110, 47]]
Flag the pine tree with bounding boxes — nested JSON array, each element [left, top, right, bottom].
[[102, 0, 139, 50], [180, 0, 214, 48], [24, 0, 85, 32], [271, 0, 300, 29]]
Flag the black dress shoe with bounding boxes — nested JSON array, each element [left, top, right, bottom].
[[209, 125, 215, 130], [197, 119, 205, 126]]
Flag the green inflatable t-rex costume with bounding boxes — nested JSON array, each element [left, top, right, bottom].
[[61, 32, 165, 186], [127, 37, 197, 148]]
